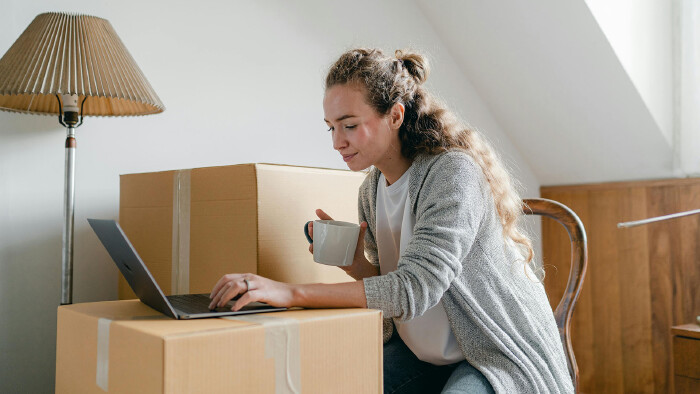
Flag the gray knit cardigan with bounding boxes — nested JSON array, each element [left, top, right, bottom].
[[360, 151, 573, 394]]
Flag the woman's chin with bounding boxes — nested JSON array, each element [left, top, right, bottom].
[[346, 160, 369, 172]]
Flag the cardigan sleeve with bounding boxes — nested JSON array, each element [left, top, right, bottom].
[[363, 152, 488, 321]]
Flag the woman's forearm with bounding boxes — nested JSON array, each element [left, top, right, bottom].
[[291, 280, 367, 308]]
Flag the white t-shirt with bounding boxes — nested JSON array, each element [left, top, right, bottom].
[[376, 170, 464, 365]]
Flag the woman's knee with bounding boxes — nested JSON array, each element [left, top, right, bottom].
[[441, 361, 494, 394]]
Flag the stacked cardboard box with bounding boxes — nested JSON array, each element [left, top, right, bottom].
[[119, 164, 367, 299], [56, 300, 382, 393]]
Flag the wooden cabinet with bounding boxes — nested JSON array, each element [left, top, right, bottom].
[[541, 178, 700, 393], [672, 324, 700, 393]]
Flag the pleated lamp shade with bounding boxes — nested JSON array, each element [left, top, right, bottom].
[[0, 12, 164, 116]]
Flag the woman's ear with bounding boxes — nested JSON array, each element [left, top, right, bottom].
[[389, 102, 405, 130]]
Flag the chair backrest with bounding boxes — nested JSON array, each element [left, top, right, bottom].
[[522, 198, 588, 393]]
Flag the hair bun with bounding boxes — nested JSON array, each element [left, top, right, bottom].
[[395, 50, 430, 85]]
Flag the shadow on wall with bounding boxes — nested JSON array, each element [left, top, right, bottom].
[[0, 111, 60, 136], [0, 230, 62, 394], [0, 220, 117, 393], [0, 111, 68, 392]]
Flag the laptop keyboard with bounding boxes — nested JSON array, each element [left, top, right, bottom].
[[167, 293, 229, 314], [167, 293, 273, 314]]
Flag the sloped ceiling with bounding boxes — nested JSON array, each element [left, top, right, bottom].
[[417, 0, 673, 186]]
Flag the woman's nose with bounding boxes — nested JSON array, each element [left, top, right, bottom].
[[332, 129, 347, 151]]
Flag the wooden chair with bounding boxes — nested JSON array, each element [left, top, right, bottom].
[[523, 198, 588, 393]]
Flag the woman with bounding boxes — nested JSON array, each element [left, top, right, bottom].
[[209, 48, 573, 393]]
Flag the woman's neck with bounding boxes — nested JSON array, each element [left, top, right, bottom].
[[376, 155, 413, 186]]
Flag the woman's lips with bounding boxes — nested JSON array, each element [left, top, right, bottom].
[[342, 153, 357, 162]]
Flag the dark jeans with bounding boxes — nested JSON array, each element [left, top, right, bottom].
[[383, 331, 494, 394]]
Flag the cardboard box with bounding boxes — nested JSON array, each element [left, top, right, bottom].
[[119, 164, 366, 299], [56, 300, 382, 393]]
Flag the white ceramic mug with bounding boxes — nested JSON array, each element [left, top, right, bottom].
[[304, 220, 360, 266]]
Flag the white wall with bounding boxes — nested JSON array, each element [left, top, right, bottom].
[[584, 0, 674, 144], [0, 1, 538, 392], [583, 0, 700, 175], [678, 0, 700, 175], [418, 0, 674, 186]]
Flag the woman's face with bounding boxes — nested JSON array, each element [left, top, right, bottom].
[[323, 84, 401, 172]]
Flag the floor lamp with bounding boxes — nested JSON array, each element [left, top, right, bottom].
[[0, 12, 164, 305]]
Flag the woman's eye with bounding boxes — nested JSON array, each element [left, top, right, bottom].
[[345, 125, 356, 129], [327, 126, 334, 132]]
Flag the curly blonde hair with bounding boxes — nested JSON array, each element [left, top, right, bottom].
[[326, 48, 534, 265]]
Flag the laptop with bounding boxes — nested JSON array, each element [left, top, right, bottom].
[[88, 219, 287, 319]]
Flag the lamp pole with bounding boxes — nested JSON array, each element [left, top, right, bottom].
[[60, 94, 79, 305]]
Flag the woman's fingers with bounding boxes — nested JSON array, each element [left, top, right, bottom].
[[350, 222, 368, 269], [210, 273, 243, 298], [209, 282, 234, 309], [209, 274, 231, 299], [359, 221, 367, 241], [356, 222, 367, 250], [208, 283, 226, 309], [208, 274, 249, 309], [316, 209, 333, 221], [231, 289, 258, 311], [308, 221, 314, 254]]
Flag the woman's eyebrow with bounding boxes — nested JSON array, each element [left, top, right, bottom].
[[324, 114, 357, 123]]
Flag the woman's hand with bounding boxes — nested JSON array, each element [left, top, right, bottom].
[[308, 209, 378, 280], [208, 273, 295, 311]]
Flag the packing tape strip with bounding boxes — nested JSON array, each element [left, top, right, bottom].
[[95, 315, 170, 392], [172, 169, 191, 295], [223, 315, 301, 394], [96, 318, 111, 391]]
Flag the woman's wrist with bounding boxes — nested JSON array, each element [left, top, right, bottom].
[[290, 283, 307, 307], [344, 256, 378, 280]]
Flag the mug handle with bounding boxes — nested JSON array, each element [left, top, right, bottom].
[[303, 221, 313, 244]]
